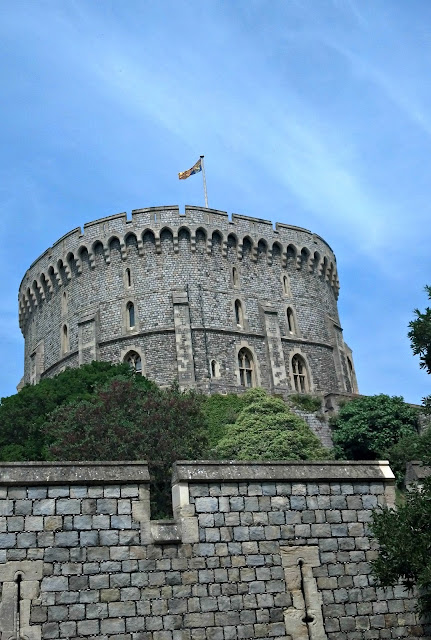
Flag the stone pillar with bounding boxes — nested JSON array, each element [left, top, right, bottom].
[[261, 302, 289, 390], [78, 308, 99, 365], [172, 289, 196, 389]]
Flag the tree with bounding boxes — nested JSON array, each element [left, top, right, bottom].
[[331, 394, 419, 460], [408, 285, 431, 375], [371, 476, 431, 615], [213, 388, 329, 461], [43, 378, 208, 516], [0, 361, 153, 461], [408, 284, 431, 413], [371, 287, 431, 615]]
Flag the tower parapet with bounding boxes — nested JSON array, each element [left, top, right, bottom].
[[19, 205, 356, 396]]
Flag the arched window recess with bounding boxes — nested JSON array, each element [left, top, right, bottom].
[[292, 354, 309, 393], [61, 324, 69, 355], [238, 348, 255, 388], [127, 301, 135, 329], [232, 267, 239, 288], [287, 307, 296, 335], [124, 351, 142, 375], [210, 359, 220, 379], [235, 299, 244, 328]]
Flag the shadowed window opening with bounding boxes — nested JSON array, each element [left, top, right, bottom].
[[292, 354, 308, 393], [287, 307, 296, 334], [61, 324, 69, 354], [127, 302, 135, 329], [232, 267, 239, 287], [238, 348, 254, 387], [124, 351, 142, 375], [235, 300, 244, 328]]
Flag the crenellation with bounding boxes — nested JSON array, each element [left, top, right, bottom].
[[18, 204, 356, 399]]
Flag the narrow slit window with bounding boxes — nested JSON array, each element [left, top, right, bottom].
[[127, 302, 135, 329], [232, 267, 239, 287], [287, 308, 296, 334], [235, 300, 244, 327], [126, 268, 132, 288], [61, 324, 69, 354], [61, 291, 68, 315], [283, 275, 291, 297]]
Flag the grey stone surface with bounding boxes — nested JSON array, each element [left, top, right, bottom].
[[19, 206, 358, 399], [0, 461, 427, 640]]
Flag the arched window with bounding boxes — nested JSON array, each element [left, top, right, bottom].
[[210, 359, 220, 378], [127, 302, 135, 329], [232, 267, 239, 287], [292, 354, 308, 393], [126, 268, 132, 288], [235, 300, 244, 328], [61, 324, 69, 354], [124, 351, 142, 375], [287, 307, 296, 334], [282, 275, 291, 297], [61, 291, 68, 316], [238, 348, 254, 388]]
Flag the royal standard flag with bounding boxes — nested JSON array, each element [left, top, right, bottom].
[[178, 158, 202, 180]]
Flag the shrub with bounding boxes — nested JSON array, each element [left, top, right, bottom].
[[289, 393, 322, 413], [214, 388, 329, 461], [43, 378, 208, 517], [0, 361, 153, 461], [202, 393, 247, 448], [331, 394, 419, 460]]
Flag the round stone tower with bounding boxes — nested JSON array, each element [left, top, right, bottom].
[[18, 205, 358, 396]]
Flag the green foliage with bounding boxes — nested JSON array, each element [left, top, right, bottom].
[[371, 477, 431, 615], [0, 361, 153, 462], [387, 426, 431, 486], [289, 393, 322, 413], [43, 378, 208, 517], [202, 393, 247, 448], [371, 288, 431, 613], [213, 388, 329, 461], [408, 285, 431, 376], [331, 394, 419, 460]]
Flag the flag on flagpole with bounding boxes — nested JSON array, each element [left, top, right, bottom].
[[178, 158, 202, 180]]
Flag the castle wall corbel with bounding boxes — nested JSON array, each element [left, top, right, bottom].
[[154, 233, 162, 254], [137, 237, 145, 257]]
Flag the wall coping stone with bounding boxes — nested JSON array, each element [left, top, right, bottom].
[[172, 460, 395, 483], [0, 461, 150, 485]]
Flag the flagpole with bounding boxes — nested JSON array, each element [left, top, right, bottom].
[[200, 155, 208, 208]]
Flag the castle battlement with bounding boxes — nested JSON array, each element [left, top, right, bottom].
[[19, 206, 338, 327], [19, 205, 356, 399]]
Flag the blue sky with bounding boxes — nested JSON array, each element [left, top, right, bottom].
[[1, 1, 430, 403]]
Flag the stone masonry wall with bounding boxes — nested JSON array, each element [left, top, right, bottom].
[[0, 461, 428, 640], [18, 206, 358, 397]]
